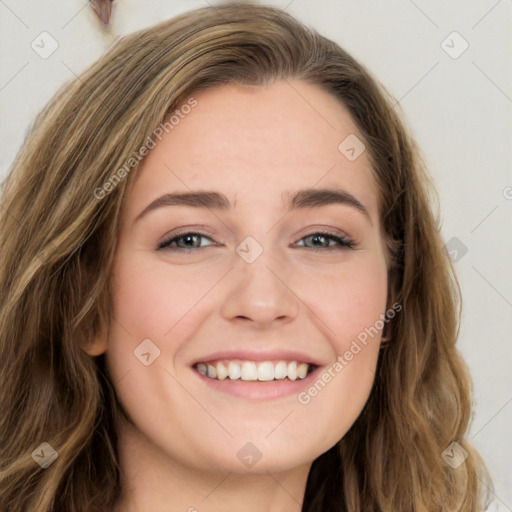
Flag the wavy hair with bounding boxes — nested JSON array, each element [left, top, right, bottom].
[[0, 3, 490, 511]]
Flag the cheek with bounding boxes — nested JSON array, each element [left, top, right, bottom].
[[105, 255, 210, 442], [293, 252, 387, 423], [106, 253, 225, 388], [293, 306, 386, 448], [110, 255, 215, 339], [302, 253, 388, 351]]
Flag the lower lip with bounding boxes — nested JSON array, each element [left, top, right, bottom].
[[192, 366, 321, 400]]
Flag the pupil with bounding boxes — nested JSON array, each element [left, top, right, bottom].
[[312, 235, 325, 247], [182, 235, 197, 247]]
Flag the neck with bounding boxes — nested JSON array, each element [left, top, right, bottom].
[[112, 420, 310, 512]]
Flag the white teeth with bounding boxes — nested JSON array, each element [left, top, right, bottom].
[[297, 363, 308, 379], [257, 361, 274, 381], [207, 364, 217, 378], [240, 362, 257, 381], [216, 362, 228, 380], [274, 361, 287, 379], [228, 361, 241, 380], [196, 360, 313, 381], [287, 361, 297, 381]]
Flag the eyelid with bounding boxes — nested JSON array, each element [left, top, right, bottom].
[[157, 224, 218, 244], [158, 228, 356, 253], [293, 231, 354, 250], [157, 230, 218, 251]]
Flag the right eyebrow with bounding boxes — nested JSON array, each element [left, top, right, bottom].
[[134, 191, 232, 224]]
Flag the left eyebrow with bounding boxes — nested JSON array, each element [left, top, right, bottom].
[[134, 187, 372, 225], [284, 187, 371, 224]]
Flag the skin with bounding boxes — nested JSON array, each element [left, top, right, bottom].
[[89, 79, 389, 512]]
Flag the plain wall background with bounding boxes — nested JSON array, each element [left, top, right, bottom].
[[1, 0, 511, 508]]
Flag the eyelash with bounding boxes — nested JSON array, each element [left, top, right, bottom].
[[157, 230, 355, 254]]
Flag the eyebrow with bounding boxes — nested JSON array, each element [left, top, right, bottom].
[[134, 187, 372, 224]]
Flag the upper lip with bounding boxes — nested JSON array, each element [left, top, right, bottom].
[[192, 349, 323, 367]]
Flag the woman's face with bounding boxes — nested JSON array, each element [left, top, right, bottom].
[[104, 79, 389, 474]]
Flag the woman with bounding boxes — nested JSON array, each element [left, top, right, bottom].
[[0, 3, 491, 511]]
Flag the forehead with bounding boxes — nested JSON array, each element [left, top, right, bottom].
[[125, 79, 379, 220]]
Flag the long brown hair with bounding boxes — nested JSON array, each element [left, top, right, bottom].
[[0, 3, 490, 510]]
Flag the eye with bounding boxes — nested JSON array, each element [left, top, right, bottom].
[[157, 232, 217, 254], [157, 230, 355, 255], [294, 231, 354, 252]]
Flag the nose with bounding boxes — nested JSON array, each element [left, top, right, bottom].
[[219, 249, 299, 328]]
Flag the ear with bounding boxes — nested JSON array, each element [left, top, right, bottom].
[[82, 335, 108, 356], [80, 316, 108, 356]]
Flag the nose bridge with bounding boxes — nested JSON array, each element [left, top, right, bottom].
[[219, 236, 299, 325]]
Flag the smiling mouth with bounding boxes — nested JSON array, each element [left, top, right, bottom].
[[193, 360, 316, 382]]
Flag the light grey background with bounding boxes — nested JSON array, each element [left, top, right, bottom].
[[1, 0, 511, 508]]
